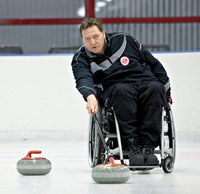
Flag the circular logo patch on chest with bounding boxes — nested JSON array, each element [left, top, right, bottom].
[[120, 56, 129, 66]]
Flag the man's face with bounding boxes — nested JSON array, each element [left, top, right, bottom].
[[81, 25, 106, 54]]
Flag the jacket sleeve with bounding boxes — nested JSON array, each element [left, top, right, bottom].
[[128, 34, 170, 85], [140, 46, 169, 84], [71, 51, 96, 101]]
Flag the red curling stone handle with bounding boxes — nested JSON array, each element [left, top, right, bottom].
[[23, 150, 45, 160]]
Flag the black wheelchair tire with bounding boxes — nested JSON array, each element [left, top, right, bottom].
[[88, 116, 104, 167], [162, 156, 175, 173]]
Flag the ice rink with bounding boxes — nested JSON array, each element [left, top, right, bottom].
[[0, 130, 200, 194], [0, 52, 200, 193]]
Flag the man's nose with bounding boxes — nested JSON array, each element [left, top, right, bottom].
[[90, 38, 96, 45]]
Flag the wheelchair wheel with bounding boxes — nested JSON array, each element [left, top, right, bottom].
[[161, 104, 176, 173], [88, 107, 105, 168], [163, 156, 174, 173]]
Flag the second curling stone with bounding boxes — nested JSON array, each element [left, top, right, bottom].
[[17, 150, 52, 175]]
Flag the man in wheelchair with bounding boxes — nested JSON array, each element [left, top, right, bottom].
[[71, 18, 172, 167]]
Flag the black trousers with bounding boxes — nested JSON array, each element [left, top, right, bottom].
[[99, 81, 166, 148]]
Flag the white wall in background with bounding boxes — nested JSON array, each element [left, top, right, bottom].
[[0, 52, 199, 135], [0, 55, 88, 133]]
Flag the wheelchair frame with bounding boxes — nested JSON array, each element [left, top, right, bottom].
[[88, 100, 176, 173]]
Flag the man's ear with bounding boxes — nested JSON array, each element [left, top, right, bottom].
[[103, 30, 106, 39]]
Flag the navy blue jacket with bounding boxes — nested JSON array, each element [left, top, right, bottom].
[[71, 32, 169, 100]]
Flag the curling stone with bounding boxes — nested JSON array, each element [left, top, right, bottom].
[[17, 150, 52, 175], [92, 157, 130, 183]]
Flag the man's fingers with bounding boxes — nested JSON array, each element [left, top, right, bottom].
[[87, 104, 98, 115], [94, 104, 98, 114], [86, 94, 98, 114]]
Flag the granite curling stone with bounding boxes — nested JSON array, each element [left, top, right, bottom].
[[92, 157, 130, 183], [17, 150, 52, 175]]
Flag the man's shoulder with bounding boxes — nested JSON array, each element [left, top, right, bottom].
[[107, 32, 141, 51], [73, 45, 86, 56], [107, 32, 137, 44], [107, 32, 131, 39], [108, 32, 125, 39], [72, 45, 89, 62], [74, 45, 86, 54]]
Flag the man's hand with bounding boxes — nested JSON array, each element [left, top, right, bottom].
[[164, 82, 172, 104], [166, 87, 173, 104], [86, 94, 98, 114]]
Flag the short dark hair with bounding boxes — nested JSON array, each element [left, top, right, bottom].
[[79, 18, 104, 36]]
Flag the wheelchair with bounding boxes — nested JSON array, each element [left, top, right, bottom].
[[88, 98, 176, 173]]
